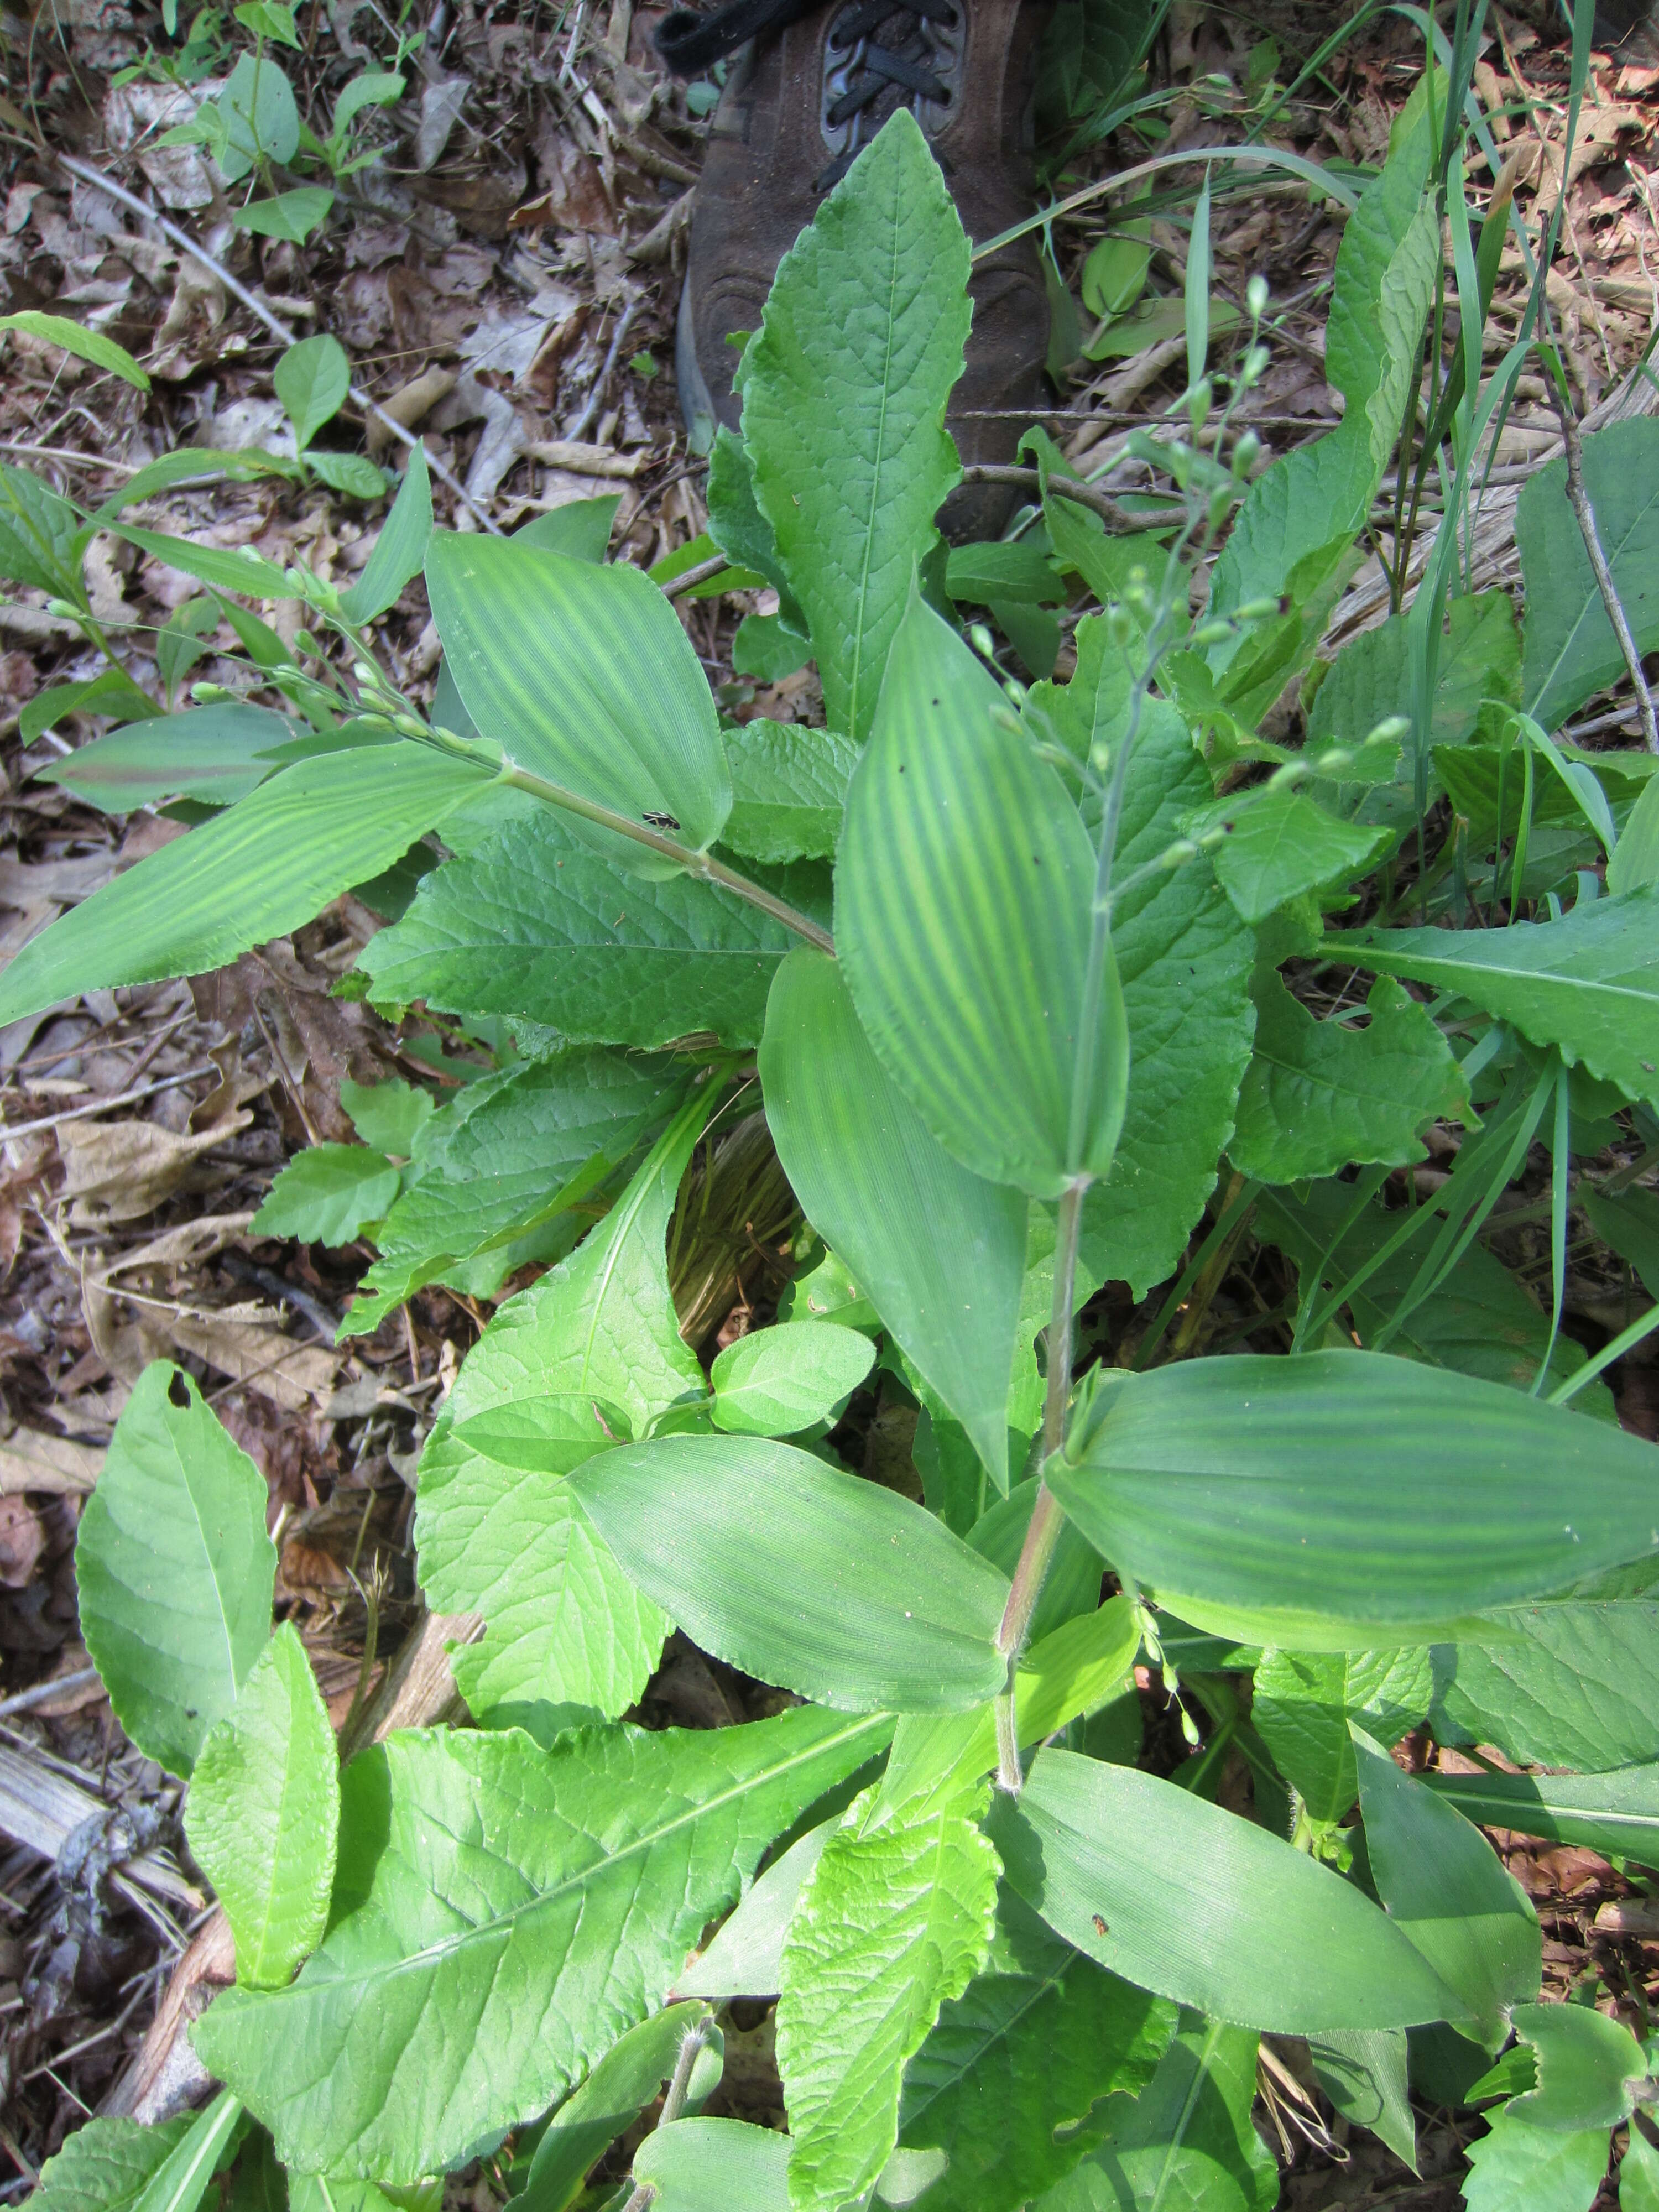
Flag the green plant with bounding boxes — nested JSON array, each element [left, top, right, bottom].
[[12, 60, 1659, 2212]]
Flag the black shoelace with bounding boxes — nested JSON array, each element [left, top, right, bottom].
[[656, 0, 958, 186]]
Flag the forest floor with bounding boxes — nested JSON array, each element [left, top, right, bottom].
[[0, 0, 1657, 2200]]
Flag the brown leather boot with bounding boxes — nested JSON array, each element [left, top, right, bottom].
[[658, 0, 1052, 533]]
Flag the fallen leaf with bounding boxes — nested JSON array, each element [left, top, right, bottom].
[[0, 1497, 45, 1586], [0, 1429, 102, 1494], [56, 1111, 249, 1224]]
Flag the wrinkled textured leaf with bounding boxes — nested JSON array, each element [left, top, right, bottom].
[[1461, 2114, 1608, 2212], [32, 2119, 193, 2212], [741, 111, 971, 742], [1209, 790, 1390, 924], [896, 1886, 1174, 2212], [1051, 1350, 1658, 1645], [722, 723, 855, 865], [761, 948, 1027, 1490], [838, 594, 1127, 1196], [1355, 888, 1659, 1109], [254, 1144, 400, 1246], [0, 742, 487, 1029], [1252, 1648, 1436, 1822], [1434, 1596, 1659, 1771], [1307, 591, 1520, 755], [711, 1321, 875, 1435], [992, 1750, 1457, 2033], [777, 1789, 1000, 2211], [359, 813, 792, 1048], [77, 1364, 276, 1776], [570, 1434, 1011, 1713], [1519, 416, 1659, 732], [195, 1708, 893, 2180], [1230, 973, 1466, 1184], [426, 535, 730, 855], [184, 1622, 340, 1988]]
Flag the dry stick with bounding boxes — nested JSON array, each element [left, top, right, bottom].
[[1547, 384, 1659, 755], [55, 154, 505, 537], [959, 465, 1174, 535], [565, 299, 639, 445], [0, 1062, 218, 1142], [659, 551, 731, 601]]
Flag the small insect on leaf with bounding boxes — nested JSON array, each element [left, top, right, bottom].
[[1093, 1915, 1109, 1936], [643, 811, 682, 831]]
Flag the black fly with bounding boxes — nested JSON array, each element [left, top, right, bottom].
[[643, 810, 681, 831]]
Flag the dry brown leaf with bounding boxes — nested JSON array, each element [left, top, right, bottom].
[[164, 1312, 337, 1412], [0, 1427, 102, 1494], [0, 1496, 45, 1586], [56, 1110, 249, 1224]]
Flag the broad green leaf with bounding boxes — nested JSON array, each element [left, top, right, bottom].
[[351, 1048, 674, 1324], [1434, 1597, 1659, 1771], [216, 50, 300, 179], [1352, 1729, 1539, 2036], [426, 535, 731, 857], [711, 1321, 874, 1436], [1252, 1648, 1436, 1823], [0, 742, 486, 1029], [76, 1364, 276, 1776], [722, 723, 855, 865], [1609, 771, 1659, 895], [358, 813, 791, 1048], [991, 1749, 1458, 2033], [287, 2181, 404, 2212], [740, 110, 971, 742], [307, 452, 388, 501], [1041, 2017, 1277, 2212], [776, 1788, 1001, 2211], [0, 310, 150, 390], [36, 704, 294, 813], [733, 613, 812, 682], [229, 186, 335, 243], [760, 947, 1027, 1490], [1307, 2030, 1416, 2172], [128, 2097, 243, 2212], [341, 447, 432, 625], [632, 2119, 789, 2212], [1625, 2131, 1659, 2212], [838, 592, 1128, 1196], [338, 1076, 430, 1157], [195, 1708, 893, 2180], [945, 541, 1065, 608], [1506, 2002, 1645, 2131], [1519, 416, 1659, 732], [1354, 888, 1659, 1110], [274, 335, 349, 450], [674, 1818, 833, 2000], [1585, 1185, 1659, 1297], [524, 2004, 719, 2212], [332, 67, 405, 135], [569, 1434, 1011, 1713], [1461, 2112, 1608, 2212], [1425, 1761, 1659, 1864], [897, 1885, 1174, 2212], [254, 1144, 400, 1246], [32, 2119, 192, 2212], [704, 431, 802, 617], [109, 524, 297, 600], [516, 495, 619, 561], [0, 457, 83, 596], [1230, 972, 1466, 1183], [184, 1621, 340, 1988], [1049, 1350, 1659, 1646], [23, 666, 159, 749], [1307, 591, 1520, 755], [1209, 790, 1390, 925], [965, 1472, 1105, 1644], [413, 1098, 709, 1715], [1032, 623, 1255, 1294]]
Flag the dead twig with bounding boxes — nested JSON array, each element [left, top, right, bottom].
[[1548, 380, 1659, 754], [959, 464, 1175, 533]]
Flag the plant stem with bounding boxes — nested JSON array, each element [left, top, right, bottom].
[[618, 2018, 712, 2212], [1547, 383, 1659, 755], [992, 1176, 1089, 1793]]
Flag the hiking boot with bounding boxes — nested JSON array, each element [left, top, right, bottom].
[[657, 0, 1053, 534]]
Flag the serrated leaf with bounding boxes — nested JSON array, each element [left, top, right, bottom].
[[1460, 2111, 1609, 2212], [838, 592, 1128, 1197], [896, 1885, 1174, 2212], [0, 741, 488, 1030], [184, 1621, 340, 1988], [1230, 972, 1466, 1183], [568, 1434, 1011, 1713], [523, 2004, 720, 2212], [722, 723, 855, 864], [358, 812, 793, 1048], [254, 1144, 400, 1246], [411, 1097, 708, 1715], [1030, 624, 1254, 1295], [760, 947, 1027, 1491], [776, 1790, 1001, 2211], [1354, 888, 1659, 1110], [426, 535, 731, 858], [710, 1321, 874, 1435], [36, 705, 294, 813], [740, 110, 971, 742], [194, 1707, 893, 2180], [0, 311, 150, 391], [633, 2119, 790, 2212], [1505, 2002, 1645, 2132], [32, 2118, 194, 2212], [1352, 1728, 1539, 2037], [1519, 416, 1659, 732], [1042, 2017, 1279, 2212], [1050, 1350, 1659, 1647], [1252, 1648, 1436, 1823], [991, 1750, 1457, 2033], [340, 447, 432, 624], [76, 1363, 276, 1776], [274, 335, 349, 450]]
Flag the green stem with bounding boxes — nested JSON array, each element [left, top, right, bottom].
[[992, 1176, 1089, 1793], [619, 2018, 711, 2212]]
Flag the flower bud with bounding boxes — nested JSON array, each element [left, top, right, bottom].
[[1246, 273, 1269, 320]]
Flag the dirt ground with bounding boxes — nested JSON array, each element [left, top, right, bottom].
[[0, 0, 1657, 2200]]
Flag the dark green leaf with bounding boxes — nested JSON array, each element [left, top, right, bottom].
[[1423, 1763, 1659, 1867], [630, 2119, 789, 2212], [32, 2119, 193, 2212], [514, 494, 620, 561], [569, 1433, 1011, 1712], [1307, 2030, 1416, 2171], [229, 187, 335, 243], [1461, 2112, 1608, 2212], [1208, 789, 1391, 925], [216, 50, 300, 179], [1251, 1648, 1436, 1823], [36, 704, 294, 813], [722, 723, 854, 864], [0, 458, 84, 597], [945, 542, 1064, 607], [1434, 1593, 1659, 1771], [0, 311, 150, 391], [1505, 2001, 1644, 2131], [253, 1144, 400, 1245], [109, 525, 298, 601], [307, 451, 390, 502], [1307, 591, 1520, 757], [274, 335, 349, 450], [340, 447, 432, 624], [1519, 417, 1659, 732]]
